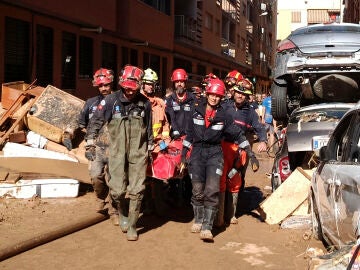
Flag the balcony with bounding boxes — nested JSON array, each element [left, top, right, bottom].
[[175, 15, 201, 45], [221, 38, 236, 58]]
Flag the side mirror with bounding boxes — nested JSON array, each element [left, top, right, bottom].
[[319, 146, 328, 161]]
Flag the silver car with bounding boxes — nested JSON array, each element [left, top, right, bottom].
[[271, 23, 360, 120], [310, 102, 360, 249], [271, 103, 353, 191]]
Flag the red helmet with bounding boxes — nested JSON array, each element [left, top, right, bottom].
[[92, 68, 114, 86], [239, 78, 254, 92], [205, 78, 225, 97], [171, 68, 188, 82], [118, 65, 144, 90], [224, 70, 244, 87], [201, 73, 218, 87]]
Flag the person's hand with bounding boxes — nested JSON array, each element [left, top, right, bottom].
[[62, 132, 73, 151], [85, 145, 96, 161], [248, 152, 260, 172]]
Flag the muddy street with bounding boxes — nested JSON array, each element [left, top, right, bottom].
[[0, 153, 325, 270]]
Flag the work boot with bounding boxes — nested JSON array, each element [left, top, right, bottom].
[[95, 199, 106, 213], [118, 196, 129, 233], [127, 199, 142, 241], [191, 205, 204, 233], [214, 192, 225, 228], [106, 195, 119, 226], [200, 206, 217, 241], [225, 192, 239, 225]]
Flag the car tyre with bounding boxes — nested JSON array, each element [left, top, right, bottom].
[[271, 83, 288, 121], [310, 188, 323, 241]]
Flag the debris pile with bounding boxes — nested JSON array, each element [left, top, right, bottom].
[[0, 81, 89, 199]]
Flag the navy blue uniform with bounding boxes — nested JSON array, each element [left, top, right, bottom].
[[78, 95, 105, 129], [225, 100, 267, 142], [182, 99, 249, 208], [165, 92, 195, 138]]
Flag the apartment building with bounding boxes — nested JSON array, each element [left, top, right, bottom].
[[0, 0, 277, 100], [276, 0, 342, 43]]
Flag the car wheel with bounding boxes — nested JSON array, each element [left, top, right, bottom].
[[271, 83, 288, 121], [310, 188, 323, 241]]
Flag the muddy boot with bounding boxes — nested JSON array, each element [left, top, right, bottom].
[[127, 199, 141, 241], [200, 206, 217, 241], [191, 205, 204, 233], [214, 192, 225, 228], [153, 179, 169, 217], [92, 177, 108, 213], [226, 192, 239, 225], [107, 196, 119, 226], [118, 196, 129, 233]]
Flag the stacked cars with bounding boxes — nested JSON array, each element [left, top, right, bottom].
[[271, 22, 360, 120]]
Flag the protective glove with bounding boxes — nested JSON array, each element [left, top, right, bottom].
[[171, 130, 181, 140], [179, 148, 189, 174], [85, 145, 96, 161], [247, 150, 260, 172], [62, 132, 73, 151]]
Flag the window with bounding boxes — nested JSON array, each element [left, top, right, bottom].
[[121, 46, 129, 67], [36, 25, 53, 87], [130, 49, 138, 66], [102, 42, 117, 89], [140, 0, 170, 15], [197, 64, 206, 76], [5, 17, 30, 82], [291, 11, 301, 23], [215, 19, 220, 35], [61, 31, 76, 90], [79, 36, 93, 78], [204, 12, 213, 30]]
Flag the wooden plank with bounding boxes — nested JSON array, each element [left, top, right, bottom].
[[0, 157, 91, 184], [260, 167, 311, 225]]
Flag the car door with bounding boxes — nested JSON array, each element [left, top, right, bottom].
[[335, 112, 360, 244], [314, 110, 360, 247]]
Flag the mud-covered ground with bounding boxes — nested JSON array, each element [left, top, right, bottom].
[[0, 149, 326, 269]]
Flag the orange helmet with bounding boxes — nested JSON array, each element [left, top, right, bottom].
[[205, 78, 225, 97], [118, 65, 144, 90], [171, 68, 188, 82], [92, 68, 114, 86], [224, 70, 244, 87]]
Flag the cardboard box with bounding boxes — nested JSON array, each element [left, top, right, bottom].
[[25, 85, 84, 143]]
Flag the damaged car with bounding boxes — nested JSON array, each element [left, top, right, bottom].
[[271, 102, 354, 191], [310, 102, 360, 250], [271, 22, 360, 120]]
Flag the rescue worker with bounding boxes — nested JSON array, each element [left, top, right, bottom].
[[85, 65, 153, 241], [215, 79, 267, 227], [141, 68, 171, 216], [181, 77, 253, 242], [79, 68, 119, 225], [165, 68, 195, 139], [165, 68, 195, 206], [224, 70, 244, 101]]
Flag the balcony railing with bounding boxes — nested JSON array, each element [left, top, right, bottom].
[[175, 15, 201, 45], [221, 38, 236, 58]]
